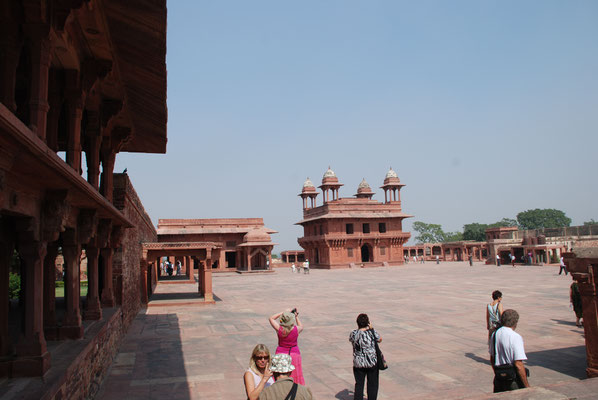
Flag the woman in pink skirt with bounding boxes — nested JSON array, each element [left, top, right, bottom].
[[268, 308, 305, 385]]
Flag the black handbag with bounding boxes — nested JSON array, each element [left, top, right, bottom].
[[369, 329, 388, 370]]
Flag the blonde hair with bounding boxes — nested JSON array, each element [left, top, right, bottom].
[[249, 344, 271, 374]]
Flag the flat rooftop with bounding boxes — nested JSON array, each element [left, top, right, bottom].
[[97, 262, 594, 399]]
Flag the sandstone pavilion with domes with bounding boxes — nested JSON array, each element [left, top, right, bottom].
[[156, 218, 278, 273], [297, 167, 413, 268]]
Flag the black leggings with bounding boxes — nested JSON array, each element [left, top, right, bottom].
[[353, 366, 379, 400]]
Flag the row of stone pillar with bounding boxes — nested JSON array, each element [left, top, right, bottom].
[[0, 1, 130, 202], [0, 212, 120, 377], [382, 188, 401, 204]]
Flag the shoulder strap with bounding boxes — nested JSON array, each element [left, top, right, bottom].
[[284, 383, 298, 400]]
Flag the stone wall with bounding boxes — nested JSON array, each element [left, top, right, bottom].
[[51, 309, 124, 399], [113, 173, 157, 328], [43, 175, 156, 399]]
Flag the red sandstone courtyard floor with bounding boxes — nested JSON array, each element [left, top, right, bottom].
[[97, 262, 597, 399]]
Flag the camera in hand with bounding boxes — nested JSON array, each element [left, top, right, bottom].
[[291, 308, 297, 314]]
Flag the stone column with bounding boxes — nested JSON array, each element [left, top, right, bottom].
[[14, 240, 51, 376], [85, 110, 102, 189], [100, 247, 115, 307], [201, 259, 213, 302], [83, 245, 101, 320], [0, 21, 22, 113], [61, 231, 83, 339], [26, 27, 52, 139], [46, 71, 62, 152], [65, 71, 84, 174], [43, 243, 58, 339]]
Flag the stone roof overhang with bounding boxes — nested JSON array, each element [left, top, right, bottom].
[[296, 212, 413, 225], [102, 0, 168, 154], [143, 242, 222, 250], [237, 241, 278, 247], [0, 104, 133, 228], [157, 227, 278, 235]]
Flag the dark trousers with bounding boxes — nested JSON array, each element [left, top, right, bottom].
[[353, 366, 378, 400], [559, 265, 568, 275]]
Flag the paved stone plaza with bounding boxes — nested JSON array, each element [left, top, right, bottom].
[[97, 262, 595, 399]]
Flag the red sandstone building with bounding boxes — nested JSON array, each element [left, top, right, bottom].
[[297, 168, 412, 268], [156, 218, 277, 272], [0, 0, 167, 397]]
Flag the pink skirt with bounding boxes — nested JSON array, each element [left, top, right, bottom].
[[276, 347, 305, 385]]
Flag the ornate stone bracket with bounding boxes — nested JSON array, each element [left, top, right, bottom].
[[96, 219, 112, 249], [41, 190, 70, 242], [77, 209, 98, 245], [110, 225, 124, 249]]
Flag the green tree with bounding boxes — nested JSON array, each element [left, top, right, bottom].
[[462, 223, 489, 241], [489, 218, 518, 228], [584, 219, 597, 226], [442, 231, 463, 242], [412, 221, 447, 244], [516, 209, 571, 230]]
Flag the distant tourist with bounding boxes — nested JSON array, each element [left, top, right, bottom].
[[258, 354, 312, 400], [350, 313, 381, 400], [244, 344, 274, 400], [468, 254, 473, 266], [490, 309, 530, 392], [436, 255, 440, 264], [527, 252, 533, 265], [269, 309, 305, 385], [404, 255, 409, 264], [559, 256, 568, 275], [511, 254, 516, 268], [266, 259, 270, 270], [496, 254, 501, 267], [413, 255, 417, 263], [486, 290, 503, 340], [291, 263, 296, 273], [303, 259, 309, 274], [420, 255, 424, 264], [176, 260, 182, 275], [570, 280, 583, 327], [166, 261, 173, 276]]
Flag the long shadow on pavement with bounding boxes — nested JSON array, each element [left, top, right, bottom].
[[98, 313, 190, 400], [525, 345, 586, 379], [465, 352, 490, 366]]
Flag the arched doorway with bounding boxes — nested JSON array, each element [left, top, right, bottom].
[[361, 244, 372, 262]]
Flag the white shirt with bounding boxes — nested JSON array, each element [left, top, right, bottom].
[[560, 257, 565, 267], [491, 327, 527, 365]]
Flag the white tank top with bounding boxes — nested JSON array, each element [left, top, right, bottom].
[[247, 368, 274, 388]]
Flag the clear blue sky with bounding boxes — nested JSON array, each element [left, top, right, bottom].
[[116, 0, 598, 252]]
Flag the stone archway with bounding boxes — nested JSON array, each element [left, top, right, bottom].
[[361, 244, 373, 262]]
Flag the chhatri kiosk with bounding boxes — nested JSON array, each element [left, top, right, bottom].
[[297, 168, 412, 268]]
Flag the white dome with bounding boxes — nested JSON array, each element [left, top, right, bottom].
[[358, 178, 370, 189], [303, 178, 314, 188], [323, 167, 336, 179], [385, 168, 398, 179]]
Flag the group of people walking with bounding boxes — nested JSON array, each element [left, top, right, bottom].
[[243, 310, 383, 400], [290, 260, 310, 274], [160, 260, 182, 276]]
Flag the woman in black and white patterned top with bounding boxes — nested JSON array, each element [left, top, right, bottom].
[[349, 313, 381, 400]]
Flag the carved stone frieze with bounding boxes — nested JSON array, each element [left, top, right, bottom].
[[41, 190, 70, 242]]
